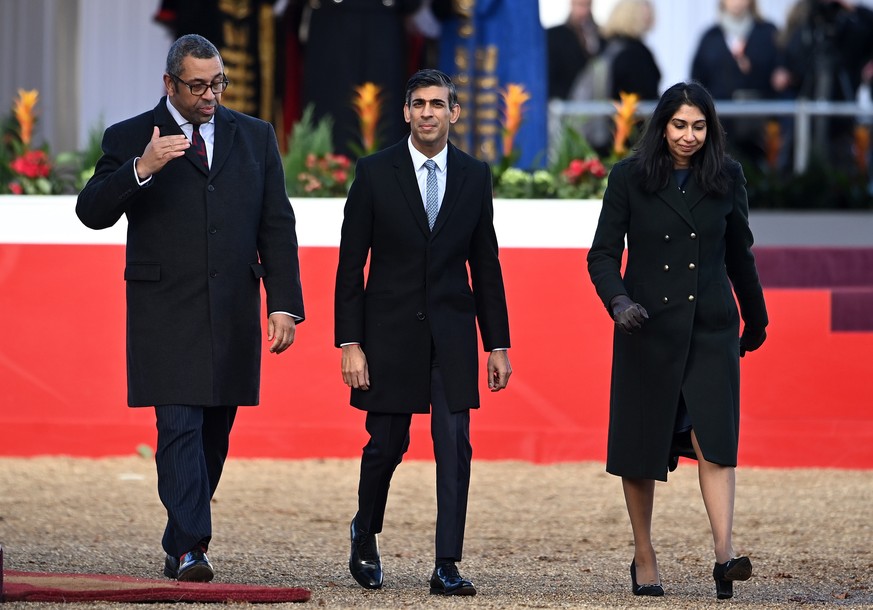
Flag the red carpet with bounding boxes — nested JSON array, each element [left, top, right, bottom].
[[1, 557, 310, 603]]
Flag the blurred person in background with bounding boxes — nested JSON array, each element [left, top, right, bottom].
[[596, 0, 660, 101], [691, 0, 780, 168], [547, 0, 603, 100], [773, 0, 873, 168], [298, 0, 423, 157]]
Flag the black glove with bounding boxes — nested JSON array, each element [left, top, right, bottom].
[[739, 327, 767, 357], [611, 295, 649, 334]]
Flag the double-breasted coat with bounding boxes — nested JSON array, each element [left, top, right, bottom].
[[587, 159, 768, 481], [77, 98, 305, 407], [334, 139, 510, 414]]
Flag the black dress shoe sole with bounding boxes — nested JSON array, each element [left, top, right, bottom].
[[177, 564, 215, 582], [429, 585, 477, 596], [349, 566, 383, 590]]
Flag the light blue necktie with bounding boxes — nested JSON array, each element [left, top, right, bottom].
[[424, 159, 439, 230]]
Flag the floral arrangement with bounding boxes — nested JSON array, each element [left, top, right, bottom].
[[297, 152, 352, 196], [283, 105, 354, 197], [1, 90, 60, 194], [491, 85, 640, 200]]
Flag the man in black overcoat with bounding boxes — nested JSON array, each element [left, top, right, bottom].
[[76, 34, 304, 582], [335, 68, 512, 596]]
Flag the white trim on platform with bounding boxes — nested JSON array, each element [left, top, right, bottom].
[[2, 196, 872, 248]]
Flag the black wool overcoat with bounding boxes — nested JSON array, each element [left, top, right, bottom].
[[334, 140, 510, 414], [587, 159, 768, 480], [77, 98, 304, 407]]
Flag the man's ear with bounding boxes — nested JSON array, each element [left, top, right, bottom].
[[450, 103, 461, 124]]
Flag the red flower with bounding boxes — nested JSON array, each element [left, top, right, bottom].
[[9, 182, 23, 194], [588, 158, 607, 178], [10, 150, 52, 179]]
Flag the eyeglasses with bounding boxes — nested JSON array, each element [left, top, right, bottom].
[[168, 73, 229, 96]]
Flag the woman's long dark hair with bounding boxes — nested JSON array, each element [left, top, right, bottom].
[[630, 81, 731, 195]]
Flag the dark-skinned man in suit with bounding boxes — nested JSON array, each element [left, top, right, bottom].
[[77, 34, 304, 583], [335, 68, 512, 596]]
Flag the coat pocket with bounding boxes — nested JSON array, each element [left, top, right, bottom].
[[124, 263, 161, 281]]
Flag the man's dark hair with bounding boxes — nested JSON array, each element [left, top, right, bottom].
[[165, 34, 222, 77], [405, 69, 458, 108], [631, 80, 730, 195]]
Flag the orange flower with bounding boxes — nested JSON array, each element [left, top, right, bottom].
[[853, 124, 869, 174], [352, 82, 382, 154], [765, 120, 782, 171], [612, 92, 638, 157], [500, 83, 531, 157], [13, 89, 39, 147]]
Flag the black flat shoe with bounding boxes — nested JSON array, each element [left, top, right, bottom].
[[630, 560, 664, 596], [713, 556, 752, 599]]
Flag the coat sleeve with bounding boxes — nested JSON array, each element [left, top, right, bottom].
[[468, 162, 510, 351], [257, 122, 305, 321], [587, 161, 631, 316], [334, 157, 374, 346], [724, 164, 768, 330], [76, 123, 147, 230]]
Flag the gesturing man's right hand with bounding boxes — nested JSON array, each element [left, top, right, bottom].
[[611, 294, 649, 334], [135, 126, 190, 181]]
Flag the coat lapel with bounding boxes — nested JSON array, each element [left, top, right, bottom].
[[209, 106, 236, 177], [393, 142, 431, 236], [656, 173, 697, 229], [153, 98, 183, 138], [431, 142, 466, 237]]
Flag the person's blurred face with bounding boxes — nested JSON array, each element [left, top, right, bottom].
[[164, 55, 224, 125], [569, 0, 593, 24], [403, 85, 460, 156], [639, 1, 654, 32], [664, 104, 707, 168], [721, 0, 752, 18]]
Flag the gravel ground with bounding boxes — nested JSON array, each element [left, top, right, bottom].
[[0, 456, 871, 609]]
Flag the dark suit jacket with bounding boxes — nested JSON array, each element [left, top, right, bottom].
[[334, 139, 510, 414], [77, 98, 304, 407], [587, 159, 767, 480]]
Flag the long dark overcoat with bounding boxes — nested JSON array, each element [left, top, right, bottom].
[[587, 159, 767, 480], [334, 139, 510, 414], [77, 98, 304, 407]]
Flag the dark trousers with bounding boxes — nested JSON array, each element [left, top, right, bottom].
[[154, 404, 237, 557], [355, 365, 472, 562]]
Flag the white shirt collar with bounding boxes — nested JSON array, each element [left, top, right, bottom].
[[407, 137, 448, 172], [165, 97, 214, 133]]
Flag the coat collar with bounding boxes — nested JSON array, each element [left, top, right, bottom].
[[393, 139, 468, 238], [655, 169, 704, 228], [152, 98, 237, 176]]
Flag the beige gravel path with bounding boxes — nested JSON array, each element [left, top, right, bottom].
[[0, 457, 870, 609]]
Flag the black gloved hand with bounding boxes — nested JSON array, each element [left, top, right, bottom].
[[739, 327, 767, 357], [611, 295, 649, 334]]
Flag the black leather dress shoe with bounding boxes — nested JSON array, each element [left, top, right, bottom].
[[349, 518, 383, 589], [163, 547, 214, 582], [429, 562, 476, 596]]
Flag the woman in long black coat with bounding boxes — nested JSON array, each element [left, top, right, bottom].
[[587, 82, 768, 600]]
